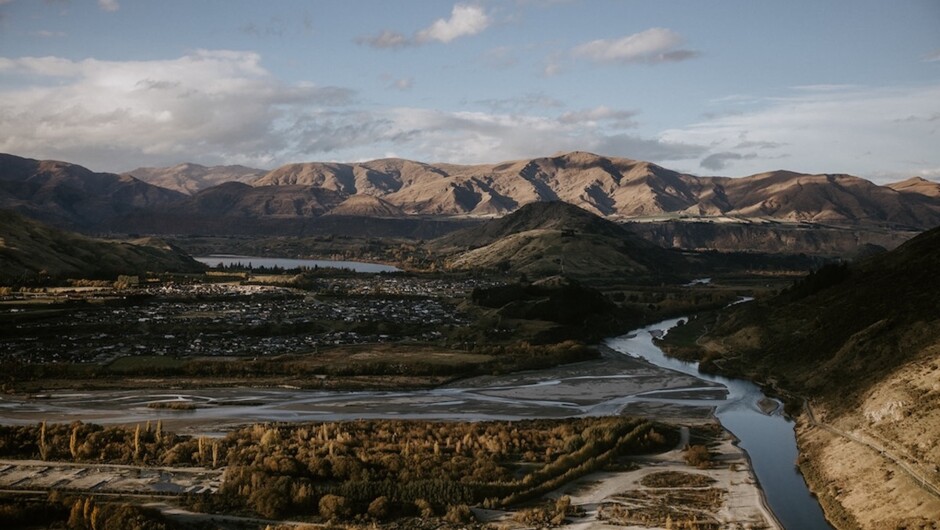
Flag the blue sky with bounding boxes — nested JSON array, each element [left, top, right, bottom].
[[1, 0, 938, 182]]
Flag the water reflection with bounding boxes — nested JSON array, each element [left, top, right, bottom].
[[605, 317, 833, 530]]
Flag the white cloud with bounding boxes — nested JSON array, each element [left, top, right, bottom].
[[474, 92, 564, 113], [542, 58, 562, 77], [559, 106, 637, 127], [0, 51, 355, 170], [573, 27, 698, 65], [98, 0, 119, 12], [923, 49, 940, 62], [700, 151, 757, 171], [358, 3, 490, 48], [0, 50, 707, 171], [357, 30, 410, 49], [661, 84, 940, 181], [416, 4, 489, 43], [288, 107, 704, 165]]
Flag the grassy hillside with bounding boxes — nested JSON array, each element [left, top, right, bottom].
[[0, 209, 205, 281], [690, 224, 939, 405], [433, 201, 686, 279], [664, 224, 940, 529]]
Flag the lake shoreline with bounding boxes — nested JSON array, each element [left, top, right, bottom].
[[194, 254, 402, 273]]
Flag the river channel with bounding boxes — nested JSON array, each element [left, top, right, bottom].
[[0, 317, 831, 528], [606, 317, 833, 529]]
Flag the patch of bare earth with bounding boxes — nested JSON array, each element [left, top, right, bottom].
[[552, 426, 778, 529]]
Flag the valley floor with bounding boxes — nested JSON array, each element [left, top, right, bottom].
[[0, 349, 783, 529], [553, 428, 779, 529]]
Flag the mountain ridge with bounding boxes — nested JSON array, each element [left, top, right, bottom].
[[3, 152, 940, 237], [124, 162, 265, 195], [248, 151, 940, 228]]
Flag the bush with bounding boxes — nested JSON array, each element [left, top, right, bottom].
[[367, 496, 389, 520], [443, 504, 474, 524], [318, 494, 350, 520], [684, 444, 712, 469]]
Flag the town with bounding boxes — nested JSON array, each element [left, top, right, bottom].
[[1, 275, 491, 365]]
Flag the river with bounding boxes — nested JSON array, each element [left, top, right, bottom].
[[0, 315, 832, 528], [194, 255, 401, 273], [605, 317, 833, 530]]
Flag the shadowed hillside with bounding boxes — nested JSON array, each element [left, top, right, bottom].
[[432, 201, 685, 278], [663, 224, 940, 528], [0, 210, 205, 281], [689, 225, 939, 401], [0, 154, 185, 231]]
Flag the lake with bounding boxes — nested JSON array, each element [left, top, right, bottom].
[[195, 254, 401, 273]]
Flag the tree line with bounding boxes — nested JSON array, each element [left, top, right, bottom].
[[0, 417, 675, 524]]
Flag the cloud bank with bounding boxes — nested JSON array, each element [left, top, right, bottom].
[[663, 84, 940, 180], [0, 50, 704, 171]]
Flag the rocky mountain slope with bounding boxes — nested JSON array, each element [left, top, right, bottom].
[[0, 154, 185, 231], [0, 210, 205, 280], [124, 163, 264, 195], [250, 152, 940, 228], [887, 176, 940, 198], [3, 153, 939, 246], [670, 226, 940, 528]]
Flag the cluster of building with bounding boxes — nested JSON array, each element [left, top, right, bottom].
[[321, 276, 501, 297], [1, 279, 479, 364]]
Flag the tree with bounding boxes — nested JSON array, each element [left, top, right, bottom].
[[70, 425, 80, 460], [683, 445, 712, 469], [443, 504, 474, 524], [367, 496, 389, 520], [39, 421, 49, 460], [318, 494, 350, 520]]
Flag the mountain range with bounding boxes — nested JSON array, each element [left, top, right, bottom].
[[2, 152, 939, 239], [245, 152, 940, 227]]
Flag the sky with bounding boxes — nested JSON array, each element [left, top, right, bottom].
[[1, 0, 939, 182]]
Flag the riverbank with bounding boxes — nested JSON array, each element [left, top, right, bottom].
[[0, 320, 795, 529], [552, 426, 781, 529], [605, 317, 833, 529], [0, 351, 723, 434]]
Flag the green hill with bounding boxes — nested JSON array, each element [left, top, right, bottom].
[[432, 201, 685, 278], [0, 210, 205, 281]]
